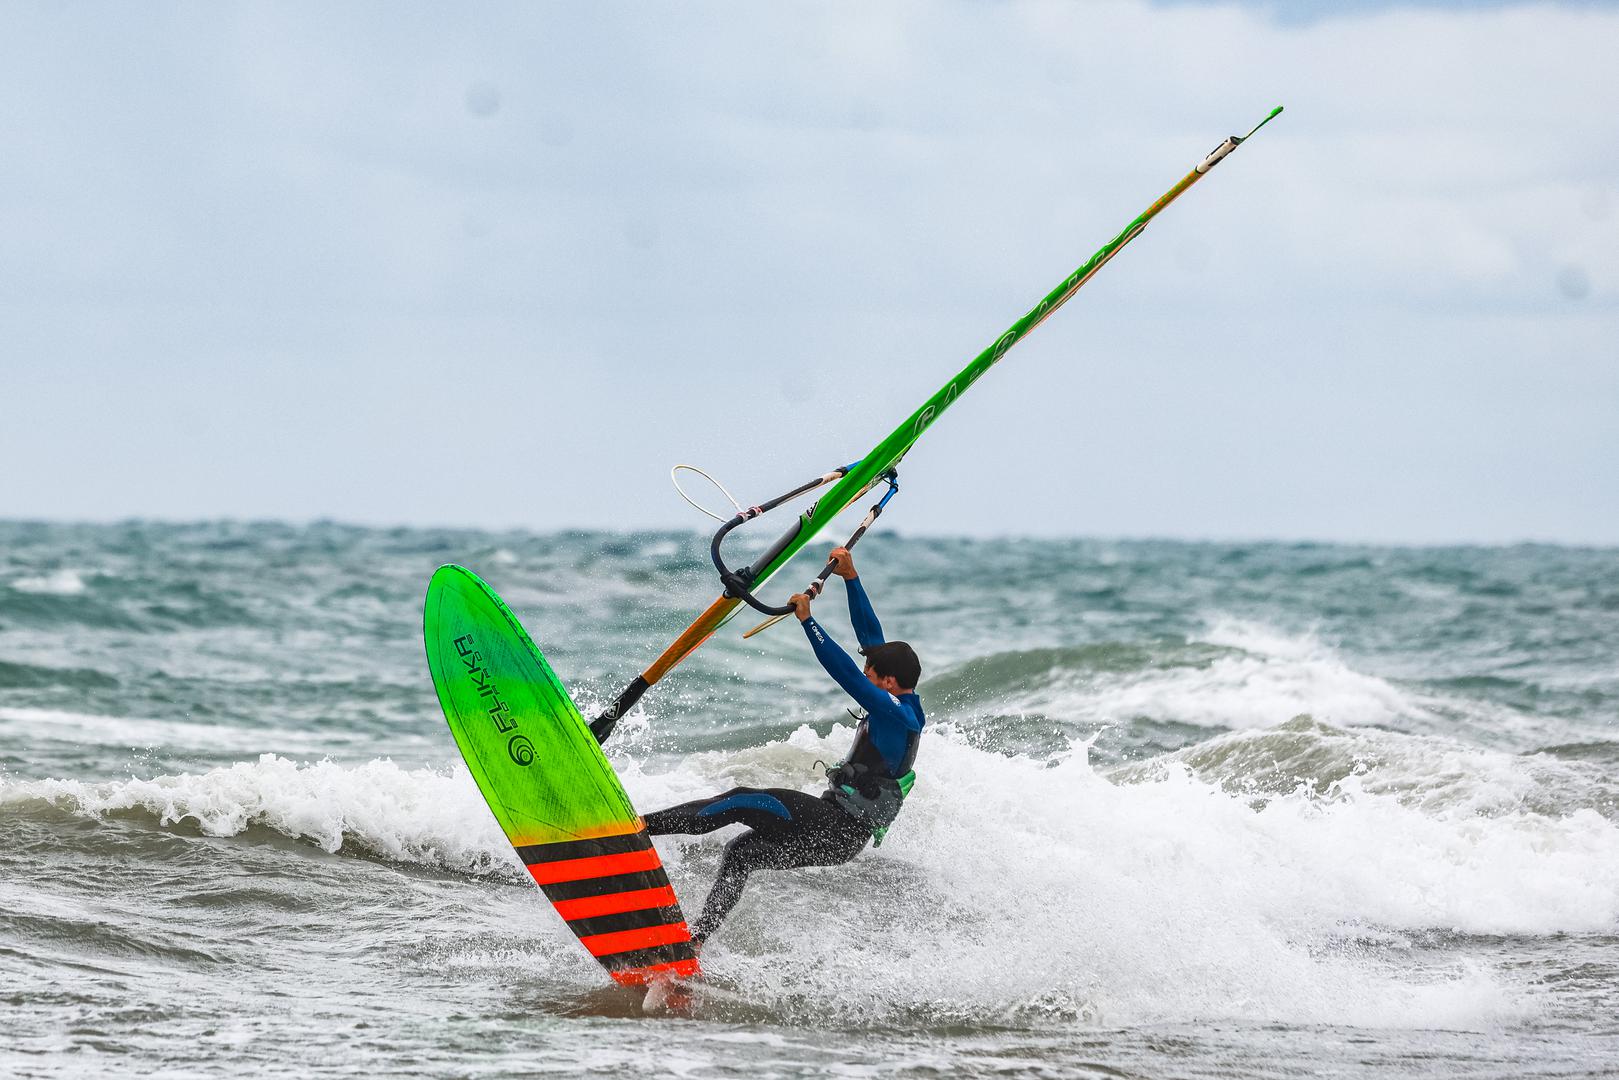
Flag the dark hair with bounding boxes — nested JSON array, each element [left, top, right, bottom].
[[859, 640, 921, 691]]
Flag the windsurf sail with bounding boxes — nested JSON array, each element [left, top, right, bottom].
[[592, 107, 1284, 737]]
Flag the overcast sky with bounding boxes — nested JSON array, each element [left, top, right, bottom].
[[2, 1, 1615, 545]]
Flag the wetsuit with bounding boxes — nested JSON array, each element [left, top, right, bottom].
[[643, 574, 925, 943]]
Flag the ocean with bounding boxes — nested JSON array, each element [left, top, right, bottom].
[[2, 520, 1617, 1078]]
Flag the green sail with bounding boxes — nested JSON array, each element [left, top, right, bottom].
[[746, 107, 1286, 596]]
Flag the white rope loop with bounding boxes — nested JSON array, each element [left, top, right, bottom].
[[670, 464, 744, 524]]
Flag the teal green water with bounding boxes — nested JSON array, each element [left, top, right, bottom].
[[3, 521, 1617, 1077]]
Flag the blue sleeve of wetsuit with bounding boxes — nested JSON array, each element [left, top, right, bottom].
[[844, 575, 885, 650], [802, 617, 922, 741]]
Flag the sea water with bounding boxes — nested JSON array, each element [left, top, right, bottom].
[[2, 521, 1616, 1078]]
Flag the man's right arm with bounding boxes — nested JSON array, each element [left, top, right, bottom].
[[802, 615, 897, 717]]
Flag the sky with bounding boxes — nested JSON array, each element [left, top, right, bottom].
[[1, 1, 1615, 545]]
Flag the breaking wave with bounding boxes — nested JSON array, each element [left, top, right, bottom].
[[9, 716, 1617, 1029]]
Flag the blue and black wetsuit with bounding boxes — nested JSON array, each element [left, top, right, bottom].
[[644, 575, 925, 943]]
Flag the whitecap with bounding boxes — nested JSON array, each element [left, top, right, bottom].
[[14, 724, 1616, 1031], [10, 569, 87, 595]]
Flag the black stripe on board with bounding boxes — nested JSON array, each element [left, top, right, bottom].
[[539, 869, 668, 903], [565, 907, 686, 941], [598, 941, 699, 972], [515, 831, 651, 867]]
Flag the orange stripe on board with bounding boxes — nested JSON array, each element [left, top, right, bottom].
[[526, 847, 663, 886], [578, 922, 691, 958], [552, 886, 680, 923], [609, 958, 702, 987]]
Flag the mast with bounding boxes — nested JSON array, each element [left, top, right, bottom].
[[592, 106, 1284, 739]]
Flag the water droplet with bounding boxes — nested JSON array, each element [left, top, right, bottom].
[[624, 217, 659, 250], [849, 101, 880, 132], [539, 115, 575, 147], [1556, 264, 1590, 301], [1580, 187, 1612, 222], [465, 82, 501, 118]]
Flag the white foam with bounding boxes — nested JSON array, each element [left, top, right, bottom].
[[12, 726, 1616, 1029], [935, 618, 1445, 738], [1098, 617, 1433, 731], [659, 724, 1611, 1028], [2, 755, 515, 874], [1089, 648, 1421, 731], [9, 568, 87, 595], [1149, 718, 1619, 822], [1005, 617, 1560, 748], [0, 706, 435, 759]]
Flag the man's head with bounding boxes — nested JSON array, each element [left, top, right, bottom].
[[860, 640, 921, 694]]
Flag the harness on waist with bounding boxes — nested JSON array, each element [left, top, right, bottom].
[[824, 759, 916, 847], [823, 702, 921, 846]]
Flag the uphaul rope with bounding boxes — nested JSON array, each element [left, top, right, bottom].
[[590, 106, 1284, 743]]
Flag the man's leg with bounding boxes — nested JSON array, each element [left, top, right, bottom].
[[644, 787, 805, 837], [685, 795, 871, 943], [689, 829, 777, 943]]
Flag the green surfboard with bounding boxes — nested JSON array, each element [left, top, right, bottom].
[[423, 564, 700, 986]]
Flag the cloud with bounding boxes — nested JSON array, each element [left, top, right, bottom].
[[0, 1, 1614, 543]]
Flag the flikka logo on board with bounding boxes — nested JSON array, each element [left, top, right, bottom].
[[454, 634, 535, 766]]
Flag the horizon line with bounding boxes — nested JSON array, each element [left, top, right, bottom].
[[2, 514, 1615, 554]]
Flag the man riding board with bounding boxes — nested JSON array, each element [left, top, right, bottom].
[[643, 546, 924, 947]]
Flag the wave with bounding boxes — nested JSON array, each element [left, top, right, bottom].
[[8, 568, 88, 595], [924, 617, 1573, 756], [0, 662, 119, 692], [0, 706, 439, 761], [1115, 715, 1619, 822], [2, 755, 513, 875], [9, 720, 1617, 1028], [1535, 741, 1619, 764], [929, 620, 1426, 732]]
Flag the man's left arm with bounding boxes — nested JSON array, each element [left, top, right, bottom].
[[829, 547, 884, 650], [844, 576, 885, 650]]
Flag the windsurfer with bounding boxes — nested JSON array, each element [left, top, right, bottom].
[[642, 546, 924, 946]]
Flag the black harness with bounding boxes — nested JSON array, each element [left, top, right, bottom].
[[824, 713, 919, 843]]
